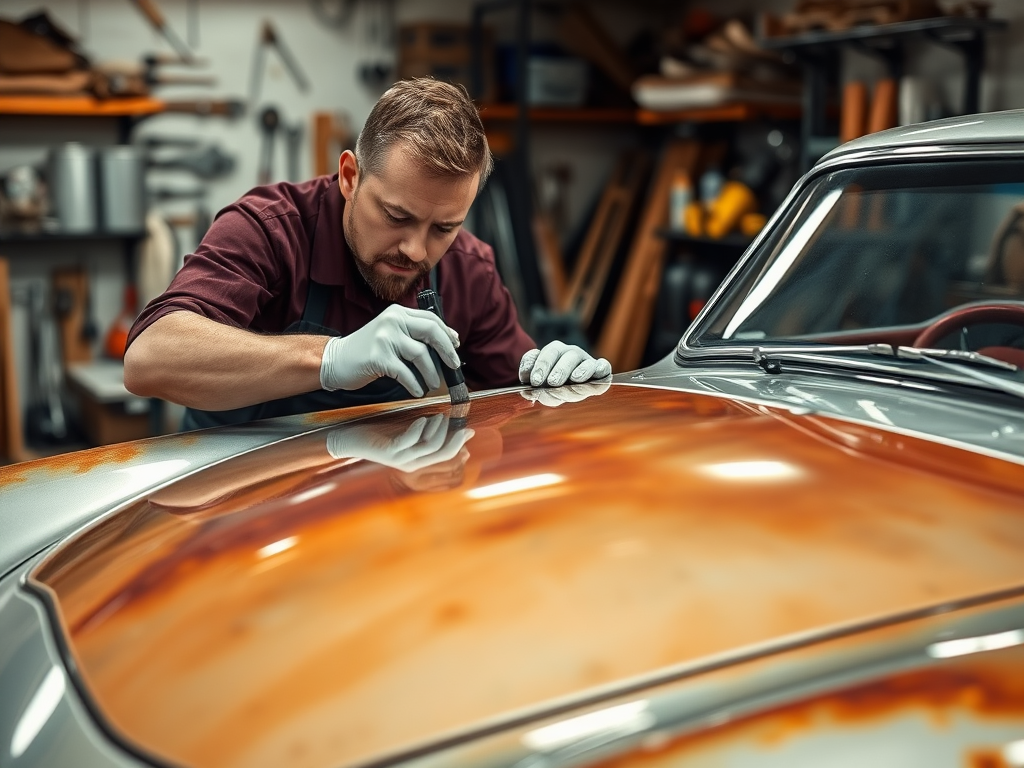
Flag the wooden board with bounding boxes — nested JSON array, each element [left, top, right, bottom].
[[562, 150, 651, 329], [52, 268, 93, 369], [312, 111, 354, 177], [532, 212, 569, 310], [596, 140, 702, 371], [0, 257, 25, 463]]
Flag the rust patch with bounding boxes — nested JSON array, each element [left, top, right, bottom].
[[594, 654, 1024, 768], [0, 443, 145, 487], [24, 386, 1024, 768], [300, 398, 420, 426], [473, 515, 531, 539], [967, 750, 1011, 768], [435, 602, 469, 626]]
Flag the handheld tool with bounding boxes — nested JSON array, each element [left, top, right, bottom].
[[416, 289, 469, 405], [147, 144, 236, 179], [248, 19, 310, 105], [257, 106, 280, 184], [128, 0, 195, 63]]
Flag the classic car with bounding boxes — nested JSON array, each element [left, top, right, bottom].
[[2, 109, 1024, 768]]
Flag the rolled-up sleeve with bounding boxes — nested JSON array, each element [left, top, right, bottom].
[[127, 207, 286, 350]]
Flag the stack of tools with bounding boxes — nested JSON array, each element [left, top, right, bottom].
[[633, 15, 801, 112]]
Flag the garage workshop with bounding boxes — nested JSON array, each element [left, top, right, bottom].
[[2, 1, 1024, 767]]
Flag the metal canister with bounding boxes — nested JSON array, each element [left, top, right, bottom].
[[48, 142, 97, 233], [98, 145, 146, 234]]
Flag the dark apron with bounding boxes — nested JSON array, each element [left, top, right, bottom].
[[182, 270, 436, 431]]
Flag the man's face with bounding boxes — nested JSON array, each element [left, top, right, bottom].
[[339, 143, 479, 302]]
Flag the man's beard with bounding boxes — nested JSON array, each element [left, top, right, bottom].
[[345, 197, 429, 302]]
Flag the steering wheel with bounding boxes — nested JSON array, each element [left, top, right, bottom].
[[914, 303, 1024, 348]]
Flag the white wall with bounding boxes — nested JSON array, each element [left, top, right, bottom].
[[2, 0, 1023, 442]]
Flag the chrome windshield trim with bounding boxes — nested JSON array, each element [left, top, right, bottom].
[[677, 144, 1024, 358], [674, 344, 1024, 399]]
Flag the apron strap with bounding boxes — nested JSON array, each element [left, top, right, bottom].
[[302, 278, 332, 328]]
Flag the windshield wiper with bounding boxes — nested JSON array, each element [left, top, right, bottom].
[[752, 343, 1024, 400], [893, 345, 1024, 400], [894, 345, 1019, 372], [752, 343, 895, 374]]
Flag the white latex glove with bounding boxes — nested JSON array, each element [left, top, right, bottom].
[[519, 341, 611, 388], [326, 413, 474, 472], [519, 378, 612, 407], [320, 305, 460, 397]]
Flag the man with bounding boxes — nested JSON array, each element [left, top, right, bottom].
[[124, 78, 610, 429]]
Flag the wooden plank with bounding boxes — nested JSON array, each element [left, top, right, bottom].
[[532, 212, 569, 310], [636, 102, 801, 125], [0, 95, 165, 116], [597, 140, 701, 371], [0, 258, 26, 463], [562, 150, 651, 328], [52, 268, 93, 369], [312, 111, 353, 177], [479, 104, 638, 123]]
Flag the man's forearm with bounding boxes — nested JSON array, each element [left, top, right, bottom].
[[123, 311, 328, 411]]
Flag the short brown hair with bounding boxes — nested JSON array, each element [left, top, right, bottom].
[[355, 77, 493, 189]]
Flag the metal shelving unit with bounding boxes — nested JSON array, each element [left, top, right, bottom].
[[761, 15, 1008, 170]]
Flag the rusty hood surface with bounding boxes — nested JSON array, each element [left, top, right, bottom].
[[29, 384, 1024, 768]]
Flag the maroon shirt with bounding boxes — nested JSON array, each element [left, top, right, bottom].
[[128, 175, 536, 391]]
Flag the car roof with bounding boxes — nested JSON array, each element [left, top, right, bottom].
[[822, 108, 1024, 161]]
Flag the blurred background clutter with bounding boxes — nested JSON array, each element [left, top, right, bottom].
[[1, 0, 1022, 461]]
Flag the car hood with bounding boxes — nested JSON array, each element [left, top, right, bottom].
[[30, 384, 1024, 768]]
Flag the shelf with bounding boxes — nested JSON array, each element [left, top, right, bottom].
[[0, 228, 147, 243], [0, 95, 166, 117], [637, 102, 801, 125], [657, 229, 753, 250], [760, 15, 1007, 52], [479, 103, 638, 123], [479, 101, 801, 125]]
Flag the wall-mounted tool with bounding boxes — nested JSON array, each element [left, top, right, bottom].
[[161, 99, 246, 119], [147, 142, 236, 180], [254, 107, 304, 183], [97, 53, 215, 97], [248, 19, 310, 105], [285, 122, 303, 181], [127, 0, 195, 63], [257, 106, 280, 185]]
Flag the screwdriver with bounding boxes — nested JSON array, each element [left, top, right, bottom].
[[416, 289, 469, 405]]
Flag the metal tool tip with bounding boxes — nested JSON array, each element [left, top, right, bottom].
[[448, 382, 470, 406]]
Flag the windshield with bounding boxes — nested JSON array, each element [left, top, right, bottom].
[[686, 158, 1024, 363]]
